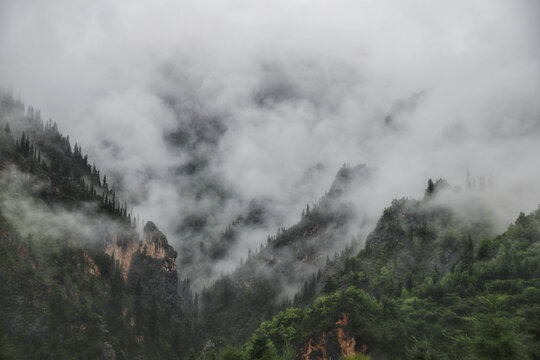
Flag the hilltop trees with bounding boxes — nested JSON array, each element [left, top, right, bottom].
[[0, 91, 133, 224]]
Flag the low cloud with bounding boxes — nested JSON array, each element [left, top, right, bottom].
[[0, 166, 129, 245], [1, 0, 539, 285]]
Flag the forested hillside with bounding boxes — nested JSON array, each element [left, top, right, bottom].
[[0, 90, 198, 359], [206, 187, 540, 359], [199, 164, 369, 344], [1, 89, 539, 360], [1, 0, 539, 358]]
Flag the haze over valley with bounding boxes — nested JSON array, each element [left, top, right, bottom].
[[1, 1, 539, 359]]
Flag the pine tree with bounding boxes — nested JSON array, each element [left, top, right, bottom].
[[65, 135, 72, 156], [19, 132, 26, 153], [425, 178, 435, 197], [193, 293, 199, 318], [464, 234, 475, 267]]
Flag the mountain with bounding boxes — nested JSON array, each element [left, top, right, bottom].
[[235, 185, 540, 359], [199, 164, 371, 344], [1, 89, 539, 359], [177, 197, 274, 287], [0, 90, 197, 359]]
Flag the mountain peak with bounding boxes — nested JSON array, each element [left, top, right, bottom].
[[328, 163, 370, 196]]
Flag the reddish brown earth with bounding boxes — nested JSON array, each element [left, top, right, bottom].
[[297, 312, 365, 360]]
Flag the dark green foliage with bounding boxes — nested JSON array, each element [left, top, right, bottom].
[[198, 168, 361, 346], [0, 210, 196, 358], [200, 275, 282, 344], [235, 207, 540, 359], [426, 178, 435, 197], [2, 90, 539, 359], [0, 90, 132, 224], [468, 295, 526, 359], [0, 92, 196, 359]]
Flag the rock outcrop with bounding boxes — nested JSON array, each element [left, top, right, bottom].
[[296, 312, 363, 360], [105, 221, 183, 320]]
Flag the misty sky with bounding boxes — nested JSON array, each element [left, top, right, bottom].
[[1, 0, 540, 274]]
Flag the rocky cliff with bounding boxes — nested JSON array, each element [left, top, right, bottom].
[[106, 221, 184, 321]]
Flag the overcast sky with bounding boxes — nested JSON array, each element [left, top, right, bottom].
[[1, 1, 540, 272]]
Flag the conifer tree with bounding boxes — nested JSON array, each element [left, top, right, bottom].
[[464, 234, 475, 267], [426, 178, 435, 197]]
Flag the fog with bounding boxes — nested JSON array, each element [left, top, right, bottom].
[[0, 166, 131, 246], [1, 0, 539, 283]]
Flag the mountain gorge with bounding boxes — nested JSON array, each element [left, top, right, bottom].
[[2, 88, 539, 359], [1, 1, 540, 358], [198, 164, 370, 343]]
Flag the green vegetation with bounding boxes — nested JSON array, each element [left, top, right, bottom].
[[0, 89, 132, 224], [206, 203, 540, 359], [199, 166, 364, 346], [0, 90, 196, 358], [1, 90, 539, 358], [0, 199, 200, 359]]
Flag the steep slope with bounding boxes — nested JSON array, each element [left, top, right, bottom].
[[178, 197, 273, 285], [107, 221, 184, 322], [241, 187, 540, 360], [324, 182, 495, 298], [0, 90, 129, 221], [0, 91, 197, 358], [199, 164, 371, 344]]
